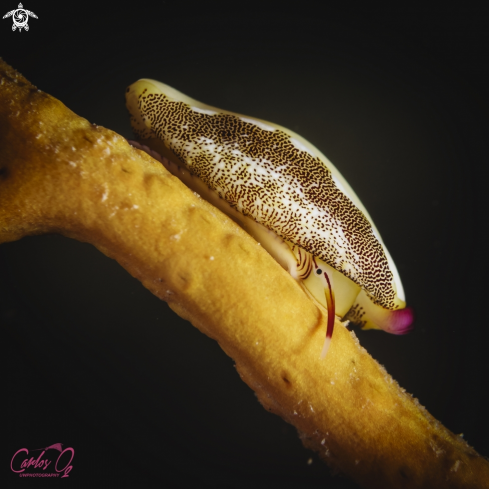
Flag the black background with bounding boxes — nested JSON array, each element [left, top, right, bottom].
[[1, 3, 488, 488]]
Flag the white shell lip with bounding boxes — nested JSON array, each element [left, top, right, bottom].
[[127, 78, 407, 306], [372, 228, 405, 302]]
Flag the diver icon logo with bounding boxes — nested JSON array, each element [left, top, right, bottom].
[[3, 3, 38, 31]]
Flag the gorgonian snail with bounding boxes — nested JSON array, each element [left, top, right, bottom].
[[125, 80, 414, 357]]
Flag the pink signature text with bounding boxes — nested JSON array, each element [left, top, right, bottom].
[[11, 447, 74, 478]]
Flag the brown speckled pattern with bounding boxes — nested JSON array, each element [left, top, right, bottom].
[[130, 90, 397, 309]]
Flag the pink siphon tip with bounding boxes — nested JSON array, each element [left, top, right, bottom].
[[385, 307, 415, 335]]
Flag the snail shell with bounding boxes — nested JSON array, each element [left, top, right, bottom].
[[126, 80, 413, 356]]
